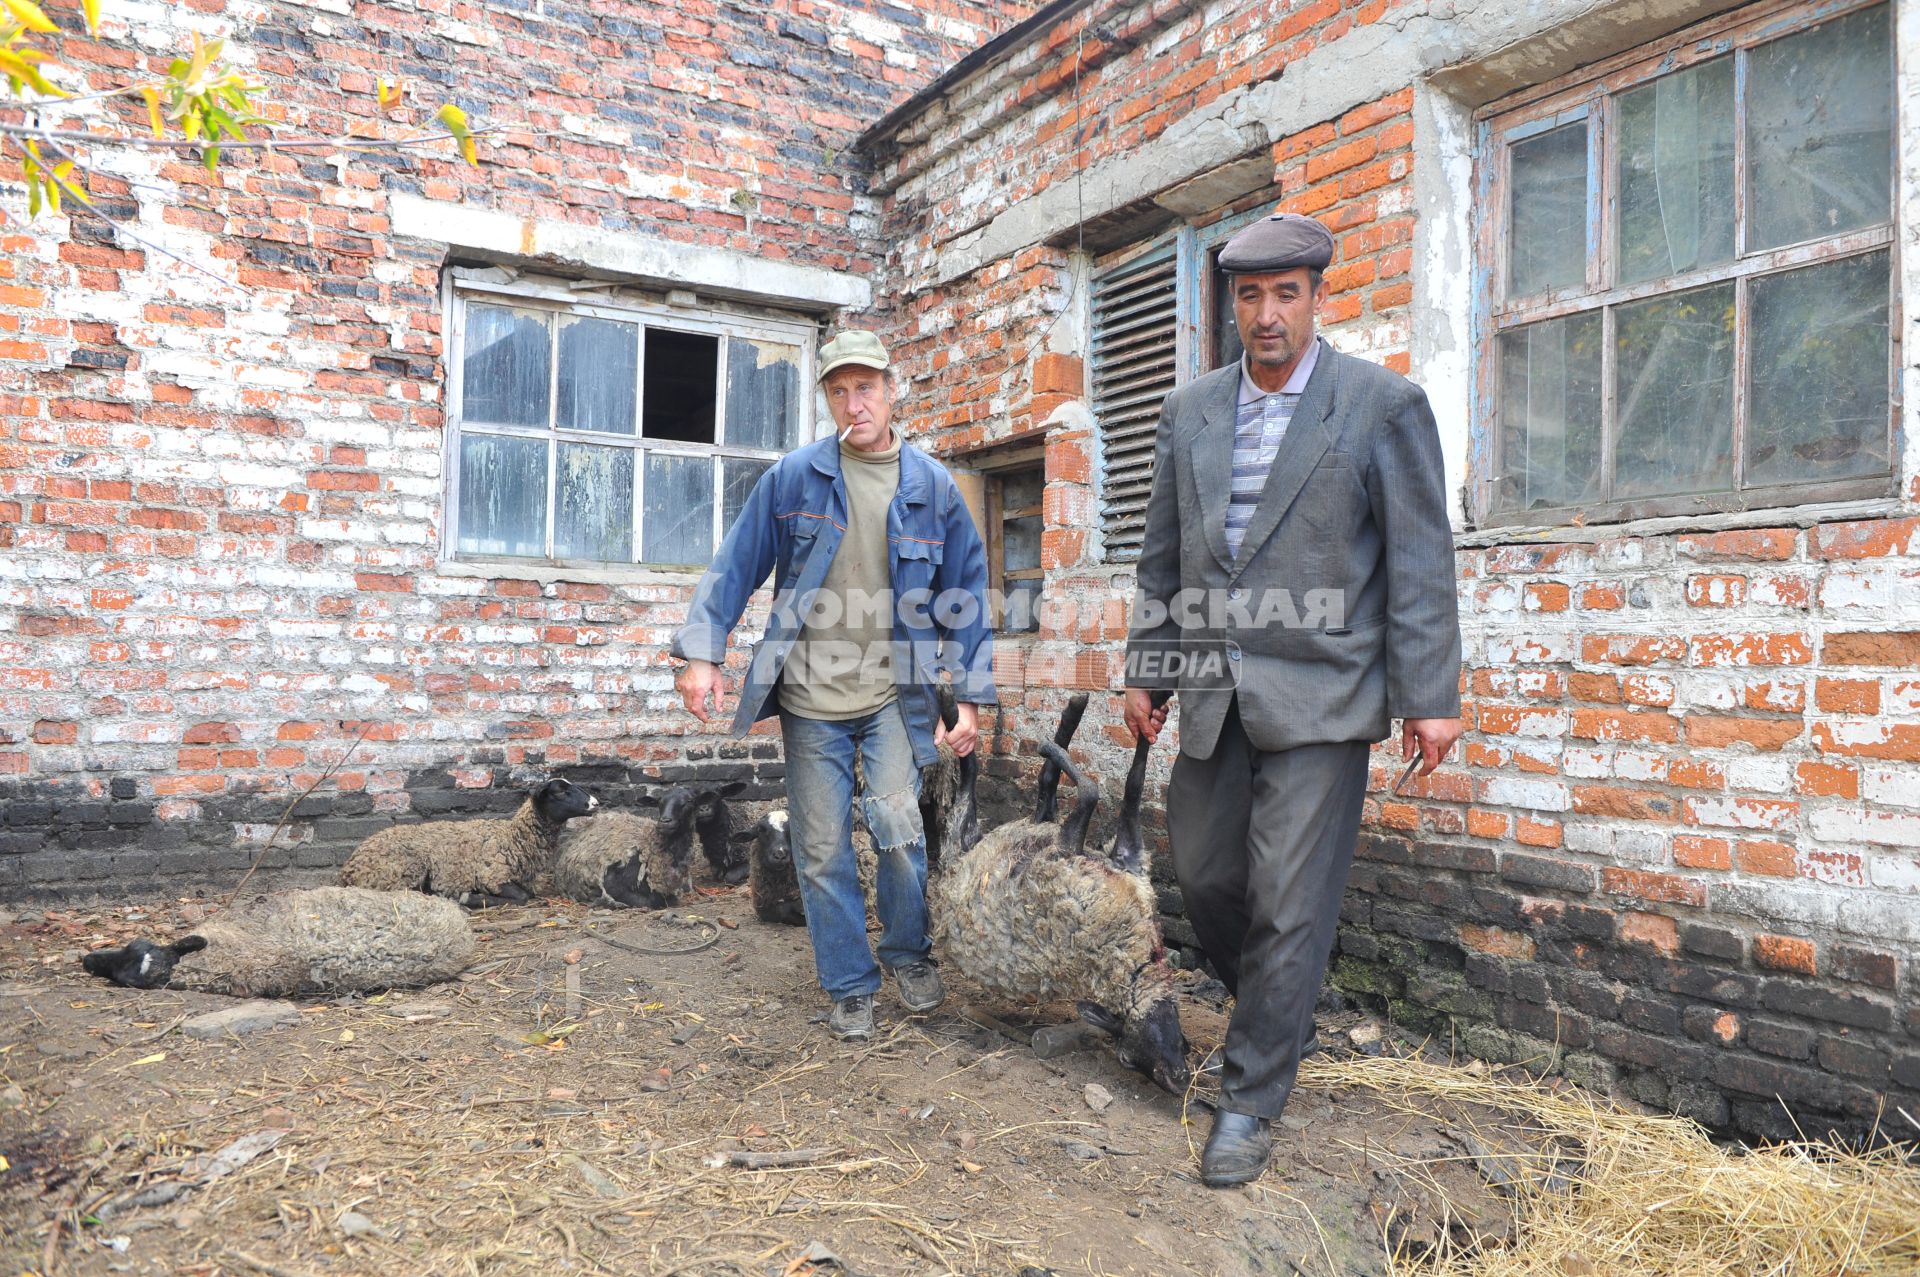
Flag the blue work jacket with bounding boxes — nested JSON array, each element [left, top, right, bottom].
[[670, 434, 997, 770]]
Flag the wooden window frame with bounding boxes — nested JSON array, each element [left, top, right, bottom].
[[443, 273, 817, 570], [959, 440, 1047, 632], [1471, 0, 1902, 529]]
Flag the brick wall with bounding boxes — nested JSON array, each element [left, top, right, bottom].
[[0, 0, 1039, 894], [863, 0, 1920, 1144]]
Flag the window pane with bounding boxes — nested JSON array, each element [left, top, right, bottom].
[[721, 457, 772, 542], [457, 434, 548, 557], [726, 338, 803, 451], [554, 443, 634, 562], [1616, 58, 1734, 286], [1747, 4, 1892, 251], [1747, 251, 1890, 487], [1508, 121, 1588, 297], [556, 315, 638, 435], [1495, 314, 1602, 513], [642, 453, 715, 565], [1614, 283, 1735, 499], [462, 304, 550, 428], [643, 328, 720, 443]]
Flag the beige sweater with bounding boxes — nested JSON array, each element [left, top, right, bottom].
[[779, 430, 901, 720]]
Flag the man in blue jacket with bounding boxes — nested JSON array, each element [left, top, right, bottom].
[[672, 330, 996, 1041]]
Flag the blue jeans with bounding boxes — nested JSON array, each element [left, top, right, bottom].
[[779, 702, 930, 1001]]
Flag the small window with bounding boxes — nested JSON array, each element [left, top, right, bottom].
[[988, 462, 1045, 633], [449, 285, 812, 567], [1478, 0, 1896, 525]]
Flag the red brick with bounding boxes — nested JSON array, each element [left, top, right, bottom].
[[1673, 836, 1731, 871], [1568, 673, 1620, 703], [1675, 528, 1797, 561], [1515, 815, 1561, 848], [1815, 677, 1880, 714], [1578, 583, 1624, 610], [31, 720, 76, 744], [1683, 716, 1803, 751], [1619, 911, 1679, 956], [1571, 708, 1678, 743], [1753, 934, 1816, 975], [1823, 632, 1920, 667], [1460, 924, 1535, 960], [1685, 574, 1746, 607], [1810, 516, 1920, 559], [182, 721, 241, 745], [1572, 785, 1681, 823], [1601, 867, 1706, 907], [1337, 88, 1412, 135], [1031, 352, 1083, 396], [1466, 808, 1510, 839], [1524, 582, 1569, 612], [1689, 633, 1812, 667], [1583, 635, 1686, 666], [1735, 840, 1797, 878], [1812, 722, 1920, 761], [1794, 761, 1858, 799]]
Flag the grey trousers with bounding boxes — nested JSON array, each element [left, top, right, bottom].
[[1168, 698, 1370, 1118]]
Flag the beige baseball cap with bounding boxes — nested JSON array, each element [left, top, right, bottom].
[[817, 329, 890, 382]]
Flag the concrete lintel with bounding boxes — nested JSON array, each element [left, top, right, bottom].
[[928, 0, 1743, 285], [390, 195, 870, 314], [1152, 156, 1274, 219]]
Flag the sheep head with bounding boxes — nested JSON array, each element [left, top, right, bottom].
[[81, 936, 208, 990], [533, 778, 597, 824], [1077, 965, 1192, 1096], [751, 809, 791, 871], [655, 786, 699, 833]]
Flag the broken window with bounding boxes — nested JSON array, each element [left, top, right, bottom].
[[450, 283, 810, 567], [1479, 0, 1895, 525]]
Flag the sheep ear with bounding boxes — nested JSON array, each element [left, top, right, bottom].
[[718, 780, 746, 798], [729, 829, 755, 845], [1076, 1000, 1123, 1035], [634, 793, 662, 808], [82, 946, 126, 977], [173, 935, 209, 955]]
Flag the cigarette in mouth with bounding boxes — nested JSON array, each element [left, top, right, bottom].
[[839, 424, 855, 442]]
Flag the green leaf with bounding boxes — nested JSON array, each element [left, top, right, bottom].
[[1, 0, 57, 35], [201, 144, 220, 173]]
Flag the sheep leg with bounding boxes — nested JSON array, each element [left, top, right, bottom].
[[1044, 741, 1100, 857], [460, 884, 531, 910]]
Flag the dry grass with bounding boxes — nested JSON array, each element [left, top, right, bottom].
[[1301, 1054, 1920, 1277]]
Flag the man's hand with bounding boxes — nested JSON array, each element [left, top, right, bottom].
[[1124, 688, 1172, 744], [937, 702, 979, 757], [676, 659, 724, 723], [1401, 717, 1461, 775]]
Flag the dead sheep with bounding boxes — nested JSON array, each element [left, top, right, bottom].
[[339, 777, 597, 908], [80, 886, 474, 998], [929, 696, 1191, 1095], [691, 781, 750, 887], [919, 684, 982, 867], [554, 788, 702, 909]]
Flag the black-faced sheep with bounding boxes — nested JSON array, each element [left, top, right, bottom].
[[81, 886, 474, 997], [929, 699, 1191, 1095], [691, 781, 749, 886], [553, 788, 699, 909], [746, 808, 805, 925], [339, 777, 597, 907]]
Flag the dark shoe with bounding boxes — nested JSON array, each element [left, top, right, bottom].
[[891, 958, 946, 1013], [1200, 1109, 1273, 1187], [828, 993, 875, 1041]]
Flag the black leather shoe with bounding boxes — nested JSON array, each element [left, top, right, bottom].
[[1200, 1109, 1273, 1187]]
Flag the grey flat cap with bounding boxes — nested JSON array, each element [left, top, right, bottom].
[[1218, 212, 1336, 274]]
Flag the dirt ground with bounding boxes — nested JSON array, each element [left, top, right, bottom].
[[0, 889, 1538, 1277]]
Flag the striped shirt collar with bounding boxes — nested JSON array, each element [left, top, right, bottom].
[[1237, 337, 1321, 405]]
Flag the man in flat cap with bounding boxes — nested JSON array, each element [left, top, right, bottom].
[[672, 330, 995, 1043], [1123, 212, 1461, 1185]]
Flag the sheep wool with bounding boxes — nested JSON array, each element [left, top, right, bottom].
[[555, 807, 695, 909], [93, 887, 475, 998], [340, 778, 595, 904]]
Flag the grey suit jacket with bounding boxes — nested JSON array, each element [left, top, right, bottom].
[[1123, 339, 1462, 760]]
